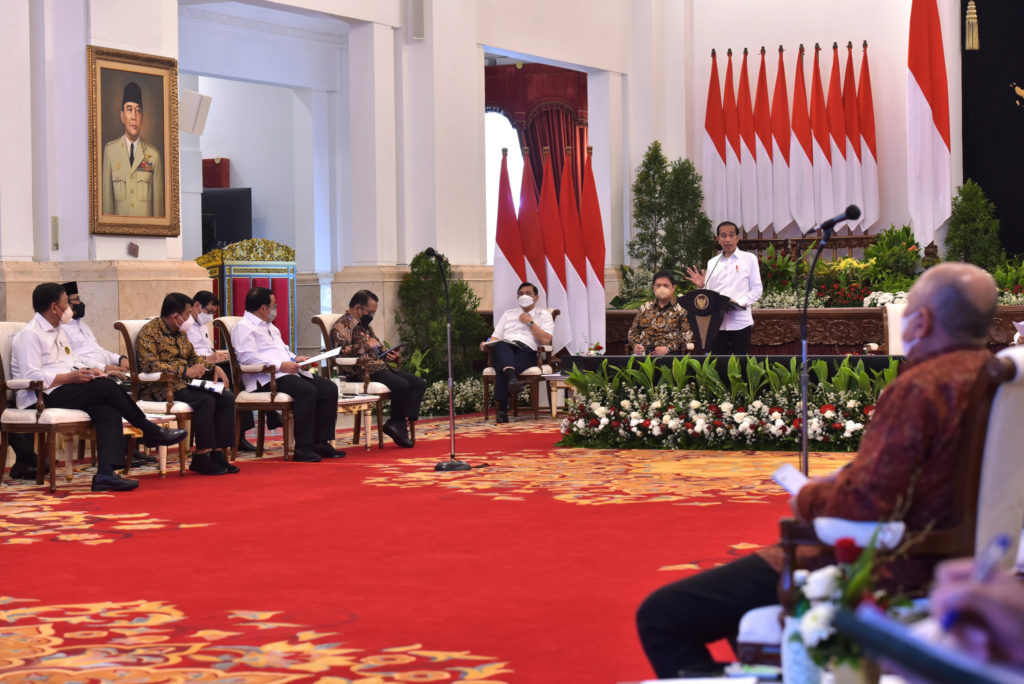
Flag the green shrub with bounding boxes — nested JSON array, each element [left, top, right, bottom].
[[946, 180, 1005, 271], [864, 224, 922, 288]]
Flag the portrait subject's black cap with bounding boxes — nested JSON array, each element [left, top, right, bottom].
[[61, 281, 78, 296], [122, 81, 143, 108]]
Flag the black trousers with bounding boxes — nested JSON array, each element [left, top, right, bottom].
[[44, 378, 161, 471], [257, 374, 337, 448], [636, 553, 779, 678], [370, 368, 426, 421], [173, 386, 235, 450], [491, 341, 538, 405], [711, 325, 753, 356]]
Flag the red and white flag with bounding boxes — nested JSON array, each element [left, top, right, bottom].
[[810, 44, 835, 224], [518, 148, 547, 306], [859, 42, 880, 232], [538, 148, 571, 353], [843, 43, 865, 232], [723, 50, 742, 225], [907, 0, 951, 246], [771, 46, 793, 233], [790, 45, 815, 232], [493, 149, 526, 326], [754, 48, 774, 233], [559, 148, 589, 354], [827, 44, 848, 228], [703, 50, 728, 228], [737, 49, 758, 232], [580, 147, 606, 348]]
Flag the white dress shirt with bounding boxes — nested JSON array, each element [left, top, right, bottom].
[[11, 313, 85, 409], [489, 307, 555, 350], [704, 248, 763, 330], [62, 318, 121, 368], [231, 311, 308, 391], [186, 319, 215, 356]]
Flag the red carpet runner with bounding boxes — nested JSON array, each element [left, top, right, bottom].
[[0, 417, 849, 682]]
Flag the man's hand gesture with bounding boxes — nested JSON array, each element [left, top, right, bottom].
[[685, 265, 706, 289]]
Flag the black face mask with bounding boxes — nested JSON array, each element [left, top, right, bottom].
[[71, 302, 86, 319], [359, 313, 374, 327]]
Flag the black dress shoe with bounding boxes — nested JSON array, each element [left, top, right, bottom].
[[312, 443, 346, 458], [237, 438, 258, 453], [496, 409, 509, 424], [189, 452, 227, 475], [291, 447, 322, 463], [266, 411, 284, 430], [8, 462, 38, 481], [383, 420, 414, 448], [143, 427, 188, 448], [211, 451, 240, 474], [507, 377, 523, 397], [131, 450, 159, 465], [92, 473, 140, 492]]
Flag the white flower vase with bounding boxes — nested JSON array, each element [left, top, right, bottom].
[[781, 615, 822, 684]]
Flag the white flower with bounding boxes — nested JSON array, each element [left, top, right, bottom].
[[843, 420, 863, 438], [599, 417, 609, 428], [689, 400, 701, 410], [823, 409, 835, 420], [652, 425, 662, 436], [803, 565, 842, 601], [751, 400, 764, 410], [621, 400, 631, 410], [846, 399, 859, 409], [799, 603, 836, 647], [720, 401, 734, 413], [575, 419, 586, 430], [666, 419, 679, 431], [770, 411, 782, 421], [650, 400, 662, 410], [734, 412, 747, 423], [629, 411, 641, 421]]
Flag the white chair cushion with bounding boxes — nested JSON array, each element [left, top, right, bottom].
[[333, 379, 390, 394], [737, 605, 783, 645], [136, 400, 194, 415], [2, 407, 91, 425], [483, 366, 551, 377], [236, 391, 294, 404], [812, 518, 905, 550], [482, 367, 496, 376]]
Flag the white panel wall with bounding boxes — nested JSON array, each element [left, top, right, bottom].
[[0, 0, 35, 261]]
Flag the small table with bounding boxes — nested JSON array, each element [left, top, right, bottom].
[[338, 394, 380, 451], [542, 374, 574, 418]]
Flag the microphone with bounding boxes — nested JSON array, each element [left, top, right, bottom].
[[424, 247, 443, 260], [818, 205, 861, 239]]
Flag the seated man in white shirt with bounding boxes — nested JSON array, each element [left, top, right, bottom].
[[479, 282, 554, 424], [11, 283, 187, 491], [61, 281, 130, 375], [188, 290, 257, 452], [231, 286, 342, 462], [684, 221, 763, 355]]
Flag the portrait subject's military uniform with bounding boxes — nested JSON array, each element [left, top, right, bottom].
[[102, 137, 164, 217]]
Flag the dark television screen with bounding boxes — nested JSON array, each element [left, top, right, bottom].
[[201, 187, 252, 253]]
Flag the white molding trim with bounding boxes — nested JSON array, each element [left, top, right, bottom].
[[179, 6, 348, 48]]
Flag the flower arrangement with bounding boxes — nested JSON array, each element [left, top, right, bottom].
[[754, 289, 827, 309], [817, 281, 873, 308], [583, 342, 605, 357], [862, 291, 908, 308]]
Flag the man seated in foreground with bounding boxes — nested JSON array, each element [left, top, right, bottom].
[[135, 293, 238, 476], [627, 270, 693, 356], [11, 283, 187, 491], [233, 287, 342, 462], [479, 282, 553, 424], [635, 262, 1000, 678]]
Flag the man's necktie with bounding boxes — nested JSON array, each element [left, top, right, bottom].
[[129, 143, 135, 167]]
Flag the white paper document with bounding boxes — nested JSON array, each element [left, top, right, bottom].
[[297, 347, 341, 367], [1014, 321, 1024, 335], [771, 463, 809, 495]]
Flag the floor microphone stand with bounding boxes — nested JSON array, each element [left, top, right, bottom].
[[799, 227, 833, 476], [434, 256, 472, 472]]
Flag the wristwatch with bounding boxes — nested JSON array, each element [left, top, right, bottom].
[[527, 320, 535, 327]]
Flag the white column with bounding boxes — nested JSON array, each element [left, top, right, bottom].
[[179, 73, 204, 260], [292, 89, 315, 272], [0, 0, 35, 260], [587, 72, 627, 268], [347, 21, 398, 266], [307, 89, 336, 274]]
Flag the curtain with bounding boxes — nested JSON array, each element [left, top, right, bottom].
[[519, 105, 588, 206]]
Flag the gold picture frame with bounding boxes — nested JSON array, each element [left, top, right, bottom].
[[88, 45, 180, 236]]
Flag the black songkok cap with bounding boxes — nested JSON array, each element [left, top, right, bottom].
[[122, 81, 142, 108], [62, 281, 78, 296]]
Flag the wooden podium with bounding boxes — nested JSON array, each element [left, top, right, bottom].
[[677, 289, 735, 354]]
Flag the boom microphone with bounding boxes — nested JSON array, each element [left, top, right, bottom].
[[819, 205, 862, 238], [424, 247, 443, 260]]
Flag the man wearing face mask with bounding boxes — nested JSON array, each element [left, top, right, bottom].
[[636, 262, 1000, 679], [135, 293, 238, 475], [9, 283, 188, 491], [479, 282, 554, 424], [331, 290, 425, 448], [233, 287, 342, 462], [61, 281, 130, 376], [627, 271, 693, 356]]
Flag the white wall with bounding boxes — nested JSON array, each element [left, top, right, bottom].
[[197, 77, 303, 251]]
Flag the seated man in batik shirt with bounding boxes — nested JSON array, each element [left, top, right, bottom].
[[627, 270, 693, 355]]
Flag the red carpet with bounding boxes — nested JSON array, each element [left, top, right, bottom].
[[1, 417, 849, 682]]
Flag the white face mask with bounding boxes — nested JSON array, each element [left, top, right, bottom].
[[59, 304, 74, 324], [197, 312, 213, 326], [177, 314, 194, 333], [268, 307, 278, 322], [901, 309, 921, 357], [518, 294, 534, 309]]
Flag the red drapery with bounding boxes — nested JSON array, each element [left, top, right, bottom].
[[485, 64, 588, 205]]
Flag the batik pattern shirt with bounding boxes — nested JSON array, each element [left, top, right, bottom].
[[626, 300, 693, 353], [135, 317, 208, 398], [331, 312, 386, 377]]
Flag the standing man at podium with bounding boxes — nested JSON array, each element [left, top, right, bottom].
[[685, 221, 762, 355]]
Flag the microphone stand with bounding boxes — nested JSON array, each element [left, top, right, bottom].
[[799, 224, 834, 476], [433, 255, 472, 472]]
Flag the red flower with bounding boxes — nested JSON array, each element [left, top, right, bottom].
[[908, 245, 918, 252], [589, 418, 600, 427], [769, 406, 783, 415], [611, 420, 621, 428], [712, 419, 723, 427], [642, 419, 651, 429], [832, 422, 843, 430], [820, 404, 836, 414], [834, 537, 861, 564], [708, 404, 719, 414], [736, 407, 747, 413], [863, 405, 874, 416], [792, 418, 802, 429], [684, 421, 695, 429]]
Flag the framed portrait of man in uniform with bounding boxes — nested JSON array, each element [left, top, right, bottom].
[[88, 46, 180, 237]]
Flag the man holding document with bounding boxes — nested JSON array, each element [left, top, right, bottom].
[[636, 262, 1000, 679], [480, 282, 553, 424], [235, 287, 342, 462]]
